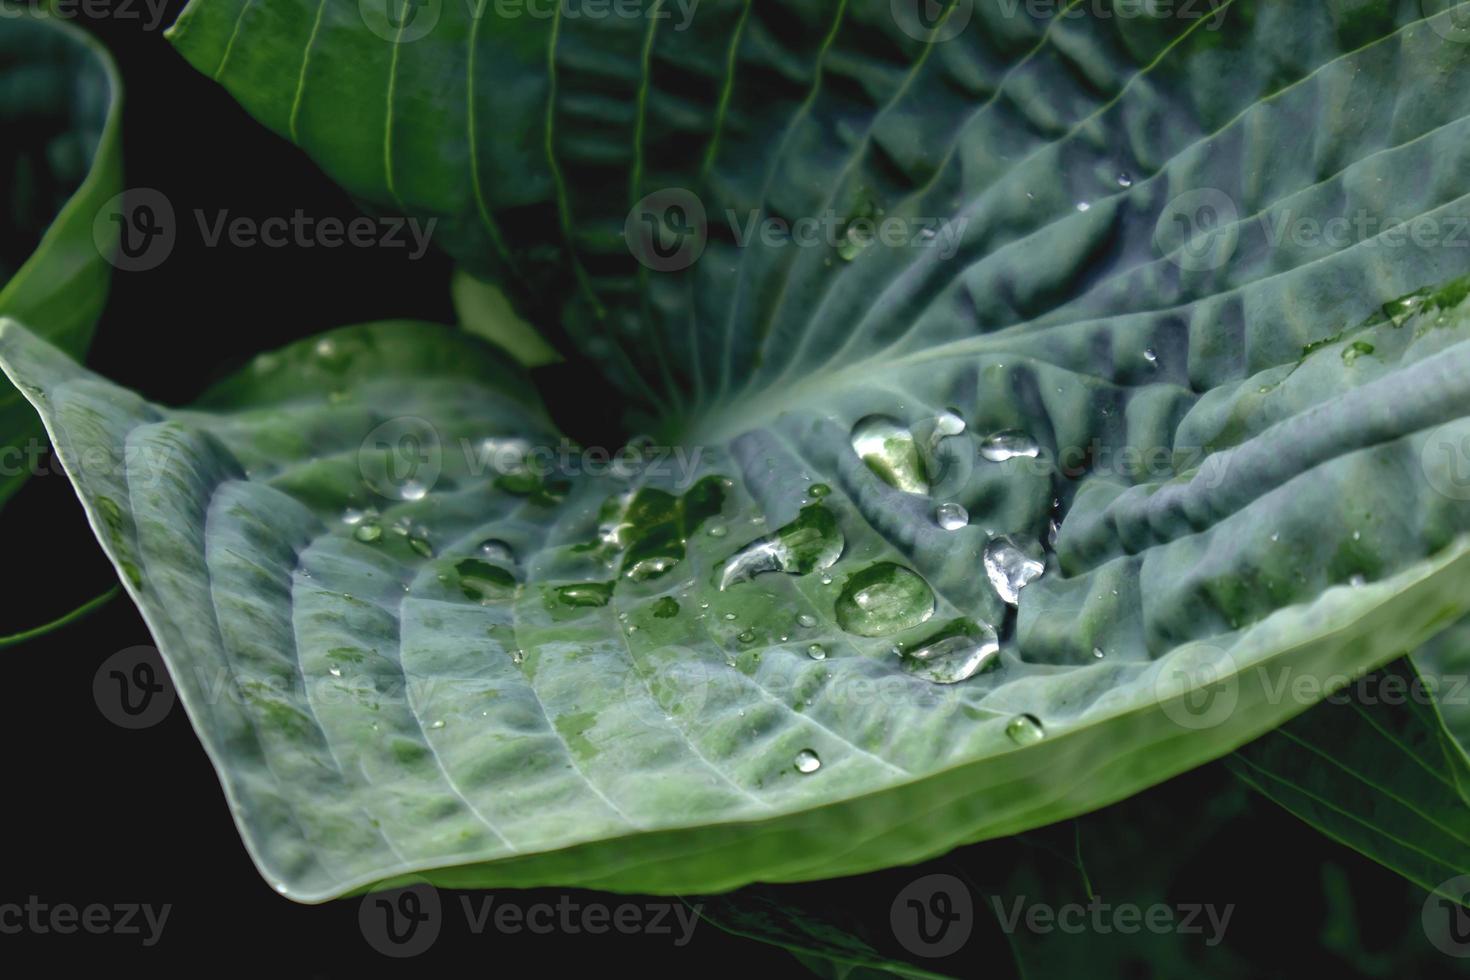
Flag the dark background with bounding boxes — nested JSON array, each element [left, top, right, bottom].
[[1, 2, 1465, 974]]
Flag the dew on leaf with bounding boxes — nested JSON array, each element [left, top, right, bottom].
[[651, 596, 680, 618], [354, 523, 382, 543], [834, 562, 935, 637], [1005, 714, 1045, 745], [851, 415, 928, 493], [794, 749, 822, 773], [456, 558, 517, 603], [556, 582, 614, 608], [984, 536, 1044, 605], [979, 430, 1040, 462], [807, 643, 827, 661], [718, 503, 844, 590], [903, 619, 1000, 684], [477, 538, 515, 563], [935, 502, 968, 531]]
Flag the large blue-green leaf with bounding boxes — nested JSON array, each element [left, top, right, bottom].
[[12, 0, 1470, 900], [0, 5, 123, 503]]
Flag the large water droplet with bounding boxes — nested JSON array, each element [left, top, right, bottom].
[[1005, 714, 1045, 745], [719, 503, 844, 590], [984, 536, 1044, 605], [806, 643, 827, 661], [851, 415, 929, 493], [979, 430, 1039, 462], [556, 582, 614, 608], [626, 556, 679, 582], [794, 749, 822, 773], [834, 562, 935, 637], [935, 502, 968, 531], [477, 538, 516, 563], [903, 619, 999, 684], [456, 559, 517, 603]]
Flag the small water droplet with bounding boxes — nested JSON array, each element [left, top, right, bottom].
[[737, 628, 756, 643], [400, 480, 428, 501], [984, 536, 1044, 605], [935, 502, 968, 531], [354, 523, 382, 543], [723, 612, 737, 621], [1075, 201, 1091, 212], [652, 596, 680, 618], [429, 719, 446, 730], [409, 535, 434, 558], [1092, 647, 1105, 659], [342, 507, 374, 526], [808, 483, 831, 499], [807, 643, 827, 660], [794, 749, 822, 773], [1348, 574, 1367, 588], [329, 666, 343, 678], [1116, 173, 1133, 188], [626, 555, 680, 582], [979, 430, 1040, 462], [1005, 714, 1045, 745], [1143, 347, 1158, 366], [838, 222, 872, 261], [707, 524, 728, 538], [796, 612, 817, 628]]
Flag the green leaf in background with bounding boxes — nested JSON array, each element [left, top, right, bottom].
[[10, 0, 1470, 902], [0, 4, 122, 504]]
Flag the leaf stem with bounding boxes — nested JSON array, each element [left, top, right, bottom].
[[0, 584, 120, 650]]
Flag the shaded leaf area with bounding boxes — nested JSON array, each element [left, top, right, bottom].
[[698, 764, 1469, 979], [1228, 657, 1470, 898], [0, 6, 122, 503]]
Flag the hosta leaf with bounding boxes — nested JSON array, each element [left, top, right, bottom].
[[11, 270, 1470, 899], [0, 5, 122, 504], [1228, 658, 1470, 900], [14, 0, 1470, 900]]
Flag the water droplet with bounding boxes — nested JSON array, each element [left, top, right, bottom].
[[626, 555, 679, 582], [400, 480, 428, 501], [838, 222, 872, 260], [354, 523, 382, 543], [796, 612, 817, 628], [555, 582, 614, 607], [429, 719, 446, 730], [794, 749, 822, 773], [1143, 347, 1158, 366], [1116, 173, 1133, 188], [328, 666, 342, 678], [807, 643, 827, 660], [808, 482, 831, 499], [707, 524, 728, 538], [903, 619, 1000, 684], [652, 596, 680, 618], [851, 415, 929, 493], [718, 503, 844, 590], [1092, 646, 1105, 659], [456, 559, 517, 603], [723, 612, 737, 621], [1005, 714, 1045, 745], [342, 507, 374, 526], [834, 562, 935, 637], [935, 502, 968, 531], [1075, 201, 1091, 212], [478, 538, 515, 563], [1348, 574, 1366, 588], [984, 536, 1044, 605], [980, 430, 1039, 462], [933, 409, 966, 438], [737, 629, 756, 643], [409, 535, 434, 558]]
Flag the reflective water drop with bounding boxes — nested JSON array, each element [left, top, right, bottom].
[[409, 534, 434, 559], [1075, 201, 1091, 212], [838, 223, 872, 261], [808, 483, 831, 499], [354, 523, 382, 543], [807, 643, 827, 661], [737, 629, 756, 643], [1005, 714, 1045, 745], [400, 480, 428, 502], [979, 430, 1039, 462], [555, 582, 614, 607], [935, 502, 968, 531], [834, 562, 935, 637], [428, 719, 445, 730], [1348, 574, 1367, 588], [1143, 347, 1158, 366], [851, 415, 929, 493], [903, 619, 999, 684], [718, 503, 844, 590], [707, 524, 728, 538], [456, 559, 517, 603], [342, 507, 373, 526], [626, 555, 679, 582], [477, 538, 515, 563], [794, 749, 822, 773], [1092, 646, 1105, 659], [796, 612, 817, 628], [984, 536, 1044, 605], [1116, 173, 1133, 188], [652, 596, 680, 618], [933, 409, 966, 438]]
